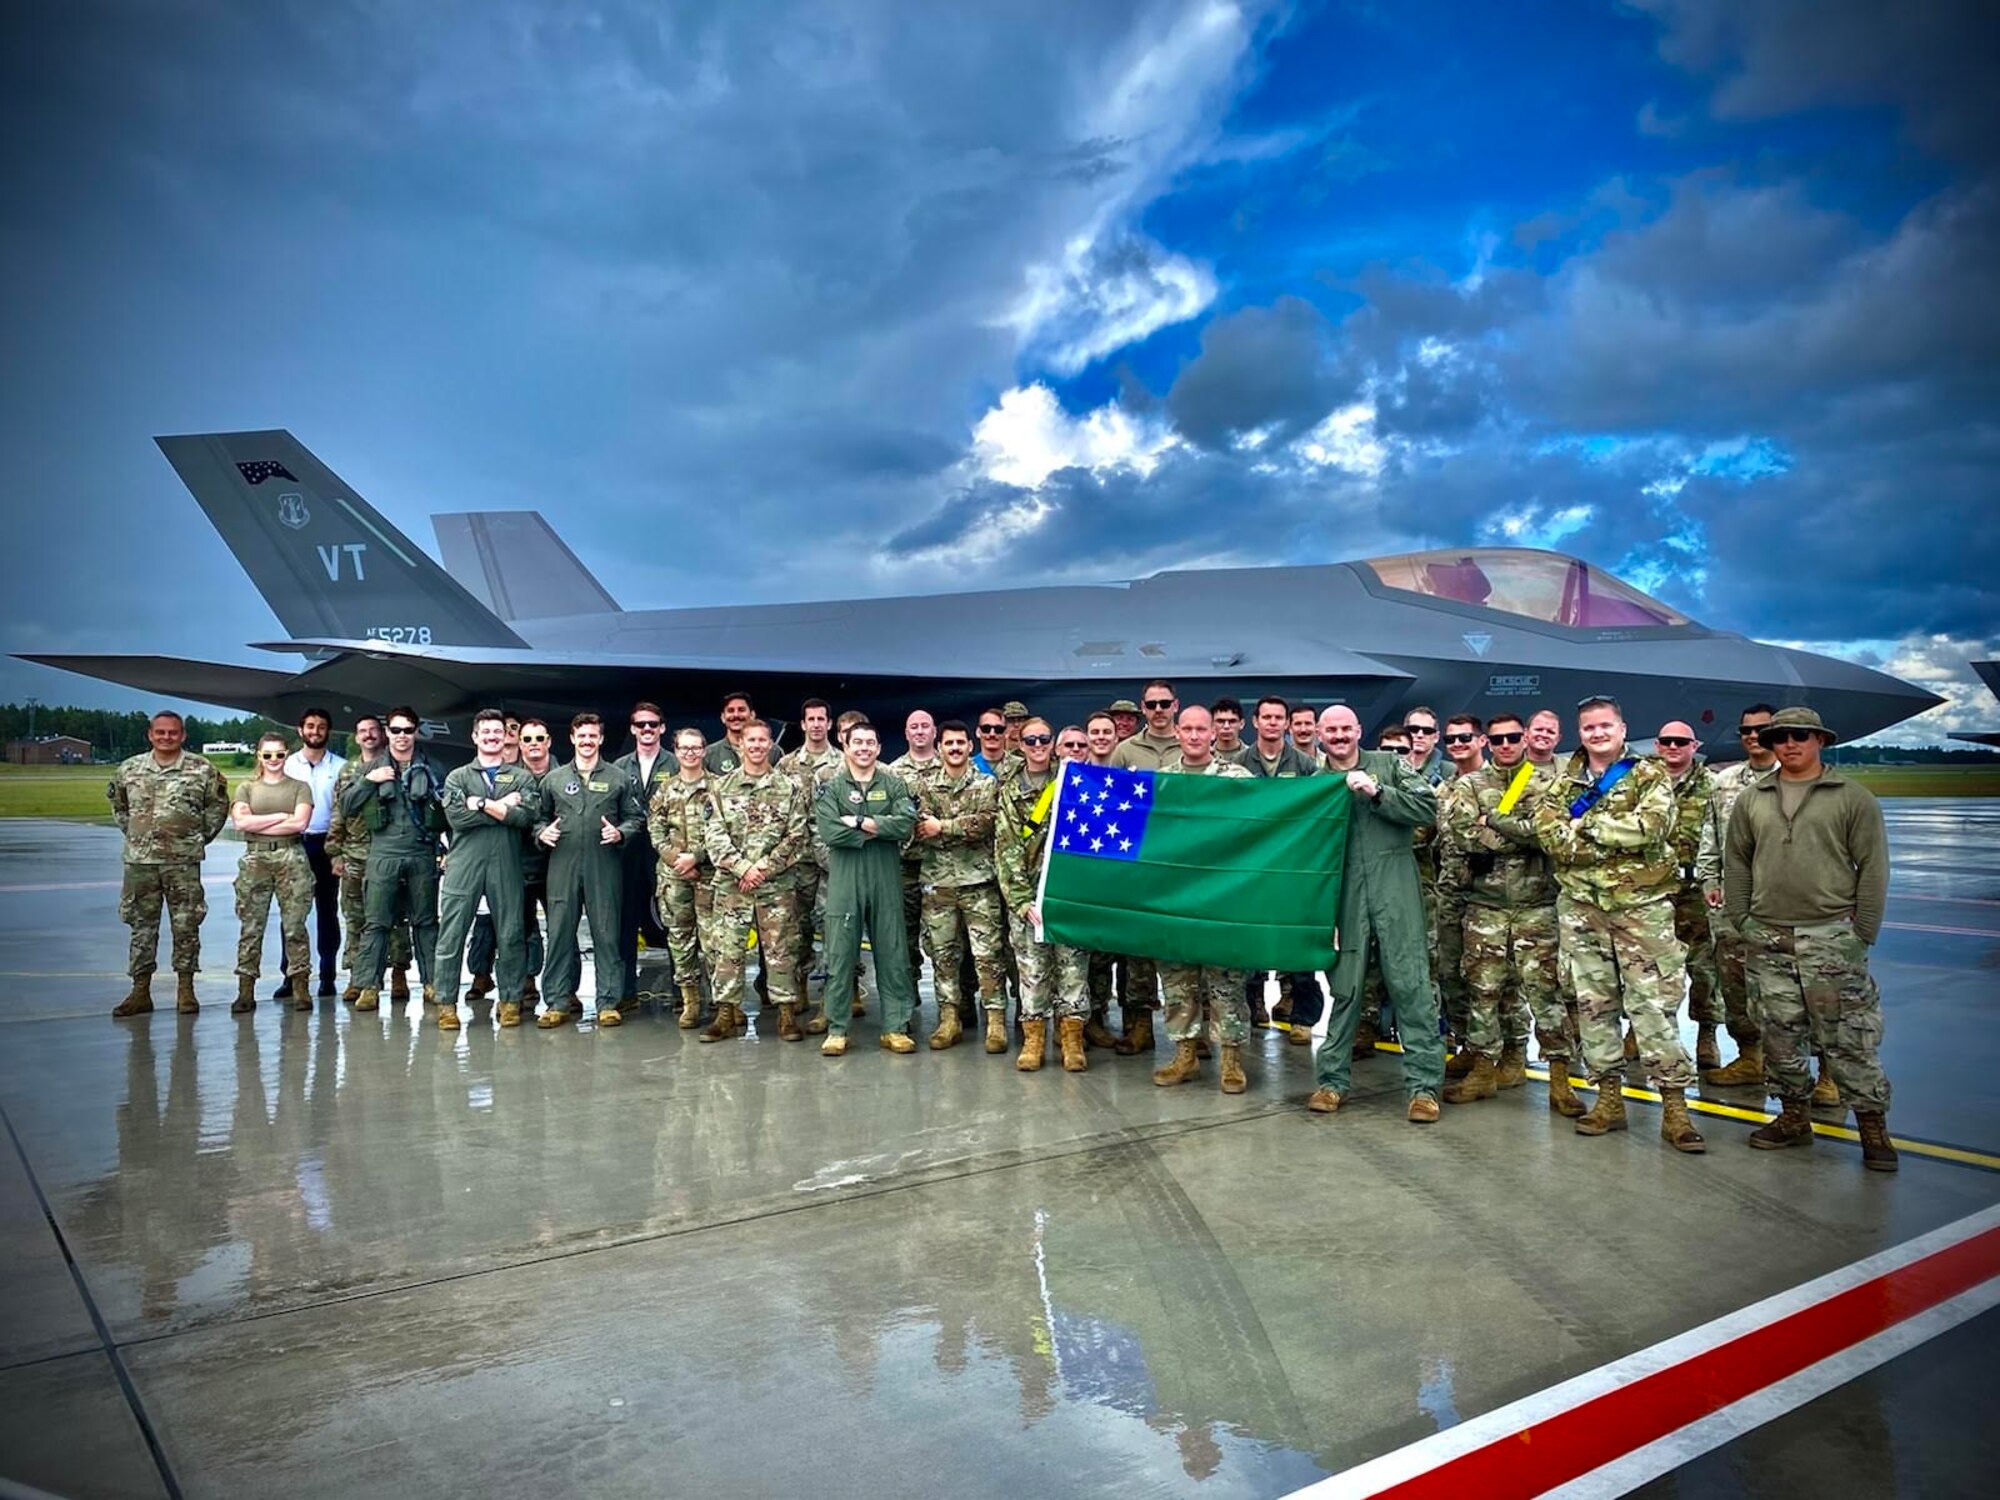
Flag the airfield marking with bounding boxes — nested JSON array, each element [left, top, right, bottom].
[[1346, 1041, 2000, 1172], [1287, 1203, 2000, 1499], [1880, 920, 1996, 939]]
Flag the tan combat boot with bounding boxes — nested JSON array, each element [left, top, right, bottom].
[[537, 999, 575, 1030], [1407, 1094, 1440, 1124], [1443, 1041, 1476, 1079], [175, 973, 200, 1015], [929, 1007, 962, 1051], [1574, 1076, 1628, 1135], [355, 987, 380, 1012], [697, 1003, 738, 1042], [777, 1003, 803, 1042], [422, 984, 437, 1007], [497, 1000, 522, 1028], [1115, 1010, 1154, 1056], [438, 1002, 461, 1031], [293, 982, 313, 1012], [1305, 1087, 1343, 1114], [1058, 1016, 1088, 1073], [390, 968, 411, 1003], [984, 1008, 1009, 1054], [1151, 1039, 1200, 1087], [1082, 1015, 1120, 1050], [1659, 1087, 1705, 1153], [1352, 1015, 1381, 1060], [1494, 1044, 1527, 1089], [1217, 1042, 1246, 1094], [597, 1005, 623, 1027], [112, 975, 154, 1019], [677, 982, 702, 1029], [1545, 1058, 1587, 1117], [1694, 1023, 1720, 1071], [820, 1031, 849, 1056], [1288, 1021, 1312, 1046], [1016, 1018, 1047, 1072], [803, 1006, 830, 1035], [880, 1030, 917, 1054], [1704, 1040, 1763, 1086], [341, 979, 361, 1004], [1810, 1054, 1841, 1108], [467, 972, 494, 1002], [1748, 1096, 1813, 1151], [231, 976, 257, 1015], [1442, 1053, 1498, 1104], [1855, 1111, 1898, 1172], [521, 974, 540, 1005]]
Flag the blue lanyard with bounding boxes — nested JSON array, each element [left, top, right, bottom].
[[1569, 758, 1635, 820]]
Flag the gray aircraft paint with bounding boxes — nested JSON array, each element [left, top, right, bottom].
[[20, 430, 1941, 753]]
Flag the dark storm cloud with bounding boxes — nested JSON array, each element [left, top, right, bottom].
[[1163, 296, 1346, 449]]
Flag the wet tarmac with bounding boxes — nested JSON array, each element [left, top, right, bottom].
[[1, 802, 1996, 1498]]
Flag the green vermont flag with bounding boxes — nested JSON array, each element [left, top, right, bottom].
[[1036, 761, 1350, 971]]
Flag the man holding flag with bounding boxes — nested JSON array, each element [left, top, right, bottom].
[[1151, 706, 1256, 1093], [1307, 706, 1445, 1122], [996, 718, 1092, 1071]]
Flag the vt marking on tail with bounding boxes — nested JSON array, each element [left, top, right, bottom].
[[317, 543, 368, 582]]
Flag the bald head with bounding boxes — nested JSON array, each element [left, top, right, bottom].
[[1318, 705, 1362, 767], [1656, 719, 1699, 774]]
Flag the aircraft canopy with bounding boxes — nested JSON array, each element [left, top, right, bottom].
[[1360, 548, 1690, 629]]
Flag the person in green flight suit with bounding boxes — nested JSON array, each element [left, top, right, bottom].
[[814, 720, 919, 1056], [435, 709, 540, 1030], [1306, 704, 1446, 1122], [535, 712, 644, 1028]]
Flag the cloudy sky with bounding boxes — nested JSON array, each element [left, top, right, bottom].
[[2, 0, 1995, 741]]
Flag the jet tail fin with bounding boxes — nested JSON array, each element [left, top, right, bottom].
[[432, 511, 621, 621], [155, 432, 526, 649]]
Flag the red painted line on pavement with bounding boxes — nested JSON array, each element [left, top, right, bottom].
[[1350, 1218, 2000, 1499]]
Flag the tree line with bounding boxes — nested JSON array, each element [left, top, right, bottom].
[[1, 703, 291, 761]]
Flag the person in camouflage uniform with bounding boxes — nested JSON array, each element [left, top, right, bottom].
[[1656, 721, 1724, 1068], [888, 708, 946, 1012], [1724, 706, 1897, 1170], [1532, 696, 1704, 1153], [228, 733, 317, 1014], [780, 701, 848, 1021], [994, 719, 1092, 1072], [1149, 707, 1257, 1093], [649, 728, 716, 1028], [914, 721, 1007, 1051], [1694, 703, 1778, 1085], [699, 718, 809, 1041], [1436, 712, 1578, 1112], [326, 716, 412, 1003], [108, 710, 230, 1017]]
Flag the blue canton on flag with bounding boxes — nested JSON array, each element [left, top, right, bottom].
[[1053, 763, 1154, 862]]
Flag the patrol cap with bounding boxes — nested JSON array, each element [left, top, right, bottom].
[[1759, 706, 1837, 745], [1001, 700, 1031, 719], [1107, 698, 1141, 714]]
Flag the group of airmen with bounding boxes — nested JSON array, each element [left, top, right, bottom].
[[104, 680, 1896, 1169]]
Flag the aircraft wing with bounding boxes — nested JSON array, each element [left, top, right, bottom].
[[17, 654, 302, 715]]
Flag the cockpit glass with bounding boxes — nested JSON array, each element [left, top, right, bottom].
[[1361, 549, 1688, 628]]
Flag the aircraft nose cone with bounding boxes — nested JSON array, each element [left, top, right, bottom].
[[1773, 647, 1944, 742]]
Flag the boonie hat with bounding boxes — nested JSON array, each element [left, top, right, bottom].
[[1759, 706, 1837, 745], [1001, 700, 1031, 719], [1107, 698, 1141, 714]]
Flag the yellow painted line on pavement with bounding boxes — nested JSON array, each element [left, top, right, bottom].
[[1360, 1038, 2000, 1171]]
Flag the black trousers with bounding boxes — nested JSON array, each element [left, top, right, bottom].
[[284, 832, 341, 979], [617, 834, 671, 996]]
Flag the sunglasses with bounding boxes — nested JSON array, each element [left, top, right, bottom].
[[521, 734, 549, 744], [1020, 733, 1053, 746], [1405, 725, 1437, 735], [1442, 732, 1478, 745], [1143, 698, 1174, 710], [1488, 731, 1523, 745], [1059, 740, 1085, 750], [1761, 727, 1820, 745], [632, 720, 662, 730], [1739, 723, 1771, 736], [388, 725, 417, 735], [258, 751, 287, 761], [978, 724, 1006, 734], [1656, 736, 1695, 748]]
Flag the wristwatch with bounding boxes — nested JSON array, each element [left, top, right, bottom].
[[468, 794, 485, 812]]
